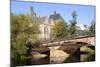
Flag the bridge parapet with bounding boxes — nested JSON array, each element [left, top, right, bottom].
[[42, 36, 95, 47]]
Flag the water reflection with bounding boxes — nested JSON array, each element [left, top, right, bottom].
[[27, 46, 95, 65], [80, 45, 95, 62], [25, 45, 95, 65], [32, 57, 50, 65]]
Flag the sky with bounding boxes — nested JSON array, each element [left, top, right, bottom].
[[11, 1, 95, 26]]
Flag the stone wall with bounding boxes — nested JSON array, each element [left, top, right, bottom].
[[73, 37, 95, 45]]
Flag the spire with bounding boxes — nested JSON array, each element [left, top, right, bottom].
[[30, 6, 36, 16]]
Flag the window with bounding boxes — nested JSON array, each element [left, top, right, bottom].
[[44, 26, 48, 34]]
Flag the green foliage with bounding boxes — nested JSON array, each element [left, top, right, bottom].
[[72, 11, 77, 22], [68, 11, 77, 36], [51, 20, 68, 39], [11, 13, 40, 65], [80, 46, 95, 61], [68, 22, 76, 35], [50, 11, 78, 39], [89, 21, 95, 36]]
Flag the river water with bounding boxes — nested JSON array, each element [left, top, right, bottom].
[[14, 45, 95, 66]]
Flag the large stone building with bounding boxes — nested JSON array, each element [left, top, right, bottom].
[[39, 11, 64, 40], [30, 7, 64, 40]]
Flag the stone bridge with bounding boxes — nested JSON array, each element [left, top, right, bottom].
[[42, 36, 95, 47], [31, 36, 95, 64]]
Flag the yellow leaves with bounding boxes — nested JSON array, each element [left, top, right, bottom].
[[51, 20, 68, 39]]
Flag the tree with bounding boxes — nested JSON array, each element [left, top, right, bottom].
[[11, 14, 28, 65], [51, 20, 68, 40], [89, 20, 95, 36], [83, 24, 89, 36], [72, 11, 77, 22], [68, 11, 77, 36], [11, 13, 40, 65]]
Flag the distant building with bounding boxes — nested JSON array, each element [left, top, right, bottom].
[[39, 16, 53, 40], [30, 7, 64, 40], [39, 11, 64, 40]]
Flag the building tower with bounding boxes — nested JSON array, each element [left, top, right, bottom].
[[30, 6, 37, 23]]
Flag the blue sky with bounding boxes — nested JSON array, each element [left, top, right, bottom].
[[11, 1, 95, 26]]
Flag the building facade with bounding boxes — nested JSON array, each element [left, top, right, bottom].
[[30, 7, 64, 40]]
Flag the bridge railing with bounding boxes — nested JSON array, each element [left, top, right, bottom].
[[41, 35, 95, 47]]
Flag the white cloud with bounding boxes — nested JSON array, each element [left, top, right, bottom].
[[76, 24, 85, 30]]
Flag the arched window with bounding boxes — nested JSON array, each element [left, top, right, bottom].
[[44, 26, 48, 34]]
